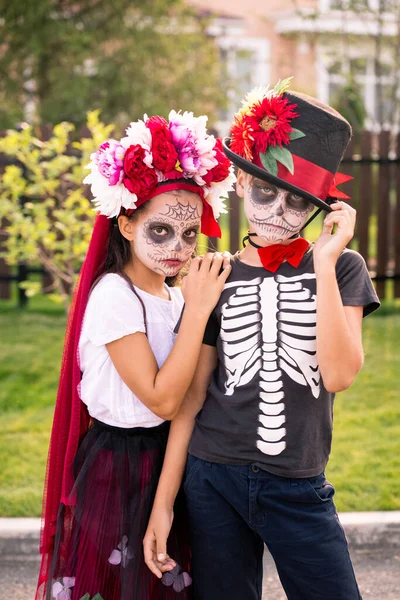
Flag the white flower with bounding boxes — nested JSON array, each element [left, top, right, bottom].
[[121, 119, 153, 168], [83, 167, 137, 218], [204, 165, 236, 219]]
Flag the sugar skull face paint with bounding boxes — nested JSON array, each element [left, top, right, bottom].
[[133, 191, 202, 276], [240, 174, 314, 244]]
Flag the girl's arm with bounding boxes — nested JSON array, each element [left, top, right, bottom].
[[106, 254, 228, 420], [143, 344, 217, 577], [313, 202, 364, 392]]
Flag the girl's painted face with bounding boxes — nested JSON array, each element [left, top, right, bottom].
[[133, 191, 202, 276], [239, 173, 314, 244]]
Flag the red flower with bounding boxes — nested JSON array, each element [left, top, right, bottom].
[[230, 113, 254, 161], [245, 96, 299, 153], [146, 116, 179, 173], [203, 139, 231, 185], [123, 145, 158, 197]]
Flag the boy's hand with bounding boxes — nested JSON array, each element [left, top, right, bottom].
[[313, 201, 356, 271], [143, 506, 175, 579]]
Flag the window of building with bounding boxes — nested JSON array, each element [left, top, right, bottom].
[[214, 35, 270, 134], [325, 0, 397, 10], [322, 54, 396, 127]]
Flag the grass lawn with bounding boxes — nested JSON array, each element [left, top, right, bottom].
[[0, 296, 399, 516]]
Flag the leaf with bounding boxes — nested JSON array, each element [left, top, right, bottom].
[[268, 146, 294, 175], [273, 77, 293, 96], [78, 595, 90, 600], [259, 150, 278, 176], [289, 128, 306, 141], [91, 594, 105, 600]]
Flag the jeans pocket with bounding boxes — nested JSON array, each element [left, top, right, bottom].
[[306, 473, 335, 503], [184, 455, 201, 489]]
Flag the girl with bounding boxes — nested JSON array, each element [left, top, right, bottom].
[[36, 111, 235, 600]]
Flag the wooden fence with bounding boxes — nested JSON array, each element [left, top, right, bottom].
[[1, 130, 400, 304]]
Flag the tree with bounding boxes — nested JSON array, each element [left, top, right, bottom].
[[291, 0, 400, 130], [331, 77, 367, 132], [0, 0, 226, 130], [0, 112, 112, 312]]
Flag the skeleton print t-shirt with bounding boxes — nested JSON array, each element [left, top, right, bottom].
[[189, 247, 380, 478]]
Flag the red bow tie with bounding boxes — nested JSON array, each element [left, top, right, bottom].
[[258, 238, 310, 272]]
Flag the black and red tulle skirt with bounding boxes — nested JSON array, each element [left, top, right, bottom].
[[45, 420, 191, 600]]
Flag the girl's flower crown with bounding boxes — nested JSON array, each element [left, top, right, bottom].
[[84, 111, 236, 236]]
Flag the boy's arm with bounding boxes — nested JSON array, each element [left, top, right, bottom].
[[315, 276, 363, 392], [314, 201, 364, 392], [143, 344, 217, 578]]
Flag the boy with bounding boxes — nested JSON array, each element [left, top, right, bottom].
[[144, 80, 380, 599]]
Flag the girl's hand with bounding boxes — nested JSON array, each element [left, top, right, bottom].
[[219, 251, 232, 270], [313, 202, 356, 272], [143, 506, 175, 579], [182, 252, 231, 318]]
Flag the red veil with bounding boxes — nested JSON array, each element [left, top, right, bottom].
[[36, 215, 110, 598]]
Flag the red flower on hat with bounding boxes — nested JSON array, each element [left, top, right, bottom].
[[230, 113, 254, 161], [123, 144, 158, 197], [245, 95, 299, 154], [203, 138, 231, 185]]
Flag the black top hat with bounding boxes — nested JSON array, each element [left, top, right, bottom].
[[223, 84, 352, 211]]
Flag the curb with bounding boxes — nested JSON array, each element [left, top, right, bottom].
[[1, 513, 400, 551], [338, 512, 400, 550]]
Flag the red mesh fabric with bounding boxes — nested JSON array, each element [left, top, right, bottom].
[[36, 215, 111, 599], [39, 421, 191, 600]]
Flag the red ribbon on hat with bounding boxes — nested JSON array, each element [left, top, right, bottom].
[[268, 156, 353, 204], [327, 172, 353, 200], [258, 237, 310, 272]]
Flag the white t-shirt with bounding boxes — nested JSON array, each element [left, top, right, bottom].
[[78, 273, 184, 428]]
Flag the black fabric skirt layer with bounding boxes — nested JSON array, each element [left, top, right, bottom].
[[48, 419, 191, 600]]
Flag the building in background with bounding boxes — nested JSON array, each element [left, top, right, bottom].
[[191, 0, 399, 134]]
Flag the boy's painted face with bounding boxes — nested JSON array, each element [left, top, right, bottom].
[[132, 191, 202, 277], [238, 173, 314, 244]]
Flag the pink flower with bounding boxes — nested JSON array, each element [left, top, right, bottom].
[[162, 564, 192, 593], [169, 110, 218, 185], [169, 112, 195, 172], [52, 577, 75, 600], [91, 140, 125, 186], [168, 110, 217, 182], [108, 535, 134, 568]]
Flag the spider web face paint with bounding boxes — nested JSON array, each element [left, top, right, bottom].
[[134, 195, 202, 277], [244, 178, 313, 244]]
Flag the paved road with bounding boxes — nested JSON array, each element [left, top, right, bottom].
[[262, 547, 400, 599], [1, 534, 399, 599]]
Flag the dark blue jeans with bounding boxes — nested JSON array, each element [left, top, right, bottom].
[[184, 455, 362, 600]]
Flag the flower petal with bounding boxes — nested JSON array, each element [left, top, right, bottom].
[[108, 549, 122, 565], [52, 582, 63, 597], [183, 572, 192, 587], [161, 572, 175, 587], [63, 577, 75, 589], [173, 575, 186, 593]]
